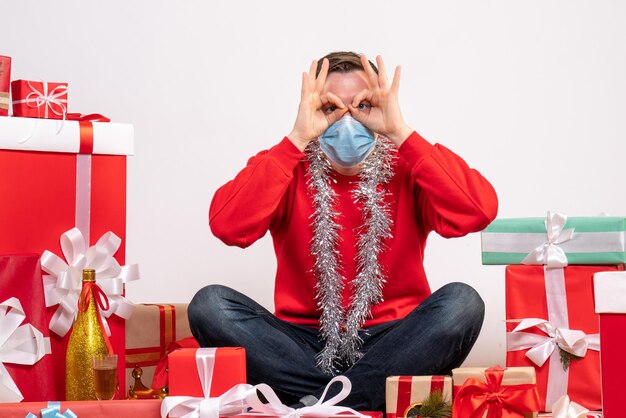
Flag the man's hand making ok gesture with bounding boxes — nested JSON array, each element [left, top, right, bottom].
[[288, 58, 348, 152]]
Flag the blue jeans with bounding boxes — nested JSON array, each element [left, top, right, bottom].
[[188, 282, 484, 411]]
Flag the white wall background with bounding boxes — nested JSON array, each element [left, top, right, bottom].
[[3, 1, 625, 367]]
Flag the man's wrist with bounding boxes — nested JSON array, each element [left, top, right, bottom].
[[287, 131, 309, 152], [386, 124, 414, 147]]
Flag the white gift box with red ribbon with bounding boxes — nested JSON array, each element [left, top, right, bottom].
[[0, 115, 133, 155]]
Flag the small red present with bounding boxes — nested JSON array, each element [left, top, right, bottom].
[[0, 55, 10, 116], [11, 79, 68, 119], [505, 265, 620, 411], [385, 375, 452, 418], [168, 347, 246, 397], [452, 366, 540, 418], [594, 271, 626, 418]]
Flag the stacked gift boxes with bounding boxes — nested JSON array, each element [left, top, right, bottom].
[[0, 113, 134, 402], [480, 212, 626, 414], [125, 303, 194, 391]]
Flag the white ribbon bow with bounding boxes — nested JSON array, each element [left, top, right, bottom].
[[247, 376, 370, 418], [0, 298, 51, 402], [550, 395, 597, 418], [522, 211, 575, 267], [507, 318, 599, 367], [40, 228, 140, 337]]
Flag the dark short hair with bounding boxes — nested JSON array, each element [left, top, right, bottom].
[[315, 51, 378, 77]]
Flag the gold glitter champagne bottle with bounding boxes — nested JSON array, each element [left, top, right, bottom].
[[66, 269, 112, 400]]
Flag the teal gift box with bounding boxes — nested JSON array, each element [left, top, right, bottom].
[[481, 212, 626, 266]]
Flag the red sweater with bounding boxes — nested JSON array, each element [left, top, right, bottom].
[[209, 132, 498, 327]]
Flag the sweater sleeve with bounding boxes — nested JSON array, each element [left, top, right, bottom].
[[397, 131, 498, 238], [209, 137, 304, 247]]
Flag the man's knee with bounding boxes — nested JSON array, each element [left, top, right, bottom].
[[438, 282, 485, 328], [188, 284, 234, 326]]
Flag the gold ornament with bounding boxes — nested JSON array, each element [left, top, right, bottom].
[[66, 269, 113, 400], [127, 365, 168, 399]]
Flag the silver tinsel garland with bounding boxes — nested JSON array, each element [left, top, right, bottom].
[[305, 138, 396, 375]]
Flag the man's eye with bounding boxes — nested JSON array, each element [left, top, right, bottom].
[[357, 102, 370, 110], [324, 105, 337, 114]]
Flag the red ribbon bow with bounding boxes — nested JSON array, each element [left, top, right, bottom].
[[66, 113, 111, 123], [78, 281, 114, 354], [452, 367, 541, 418]]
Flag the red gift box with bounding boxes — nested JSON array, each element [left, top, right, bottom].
[[385, 375, 452, 418], [11, 80, 68, 119], [168, 347, 246, 397], [0, 399, 162, 418], [0, 55, 10, 116], [593, 271, 626, 418], [0, 115, 133, 400], [0, 255, 55, 402], [505, 265, 621, 411]]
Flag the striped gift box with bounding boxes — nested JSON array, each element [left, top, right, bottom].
[[481, 213, 626, 266], [385, 375, 452, 418]]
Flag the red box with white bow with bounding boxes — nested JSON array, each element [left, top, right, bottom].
[[0, 115, 134, 401], [168, 347, 246, 397], [505, 265, 621, 412], [11, 79, 69, 119]]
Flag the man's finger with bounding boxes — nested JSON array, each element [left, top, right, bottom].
[[348, 104, 369, 126], [376, 55, 390, 90], [322, 91, 346, 109], [326, 107, 349, 126], [391, 65, 402, 94], [351, 89, 372, 108], [308, 60, 318, 79], [300, 72, 310, 99], [315, 58, 330, 91], [348, 89, 372, 125], [360, 54, 379, 88]]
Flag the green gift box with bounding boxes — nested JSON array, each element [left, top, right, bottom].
[[481, 212, 626, 265]]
